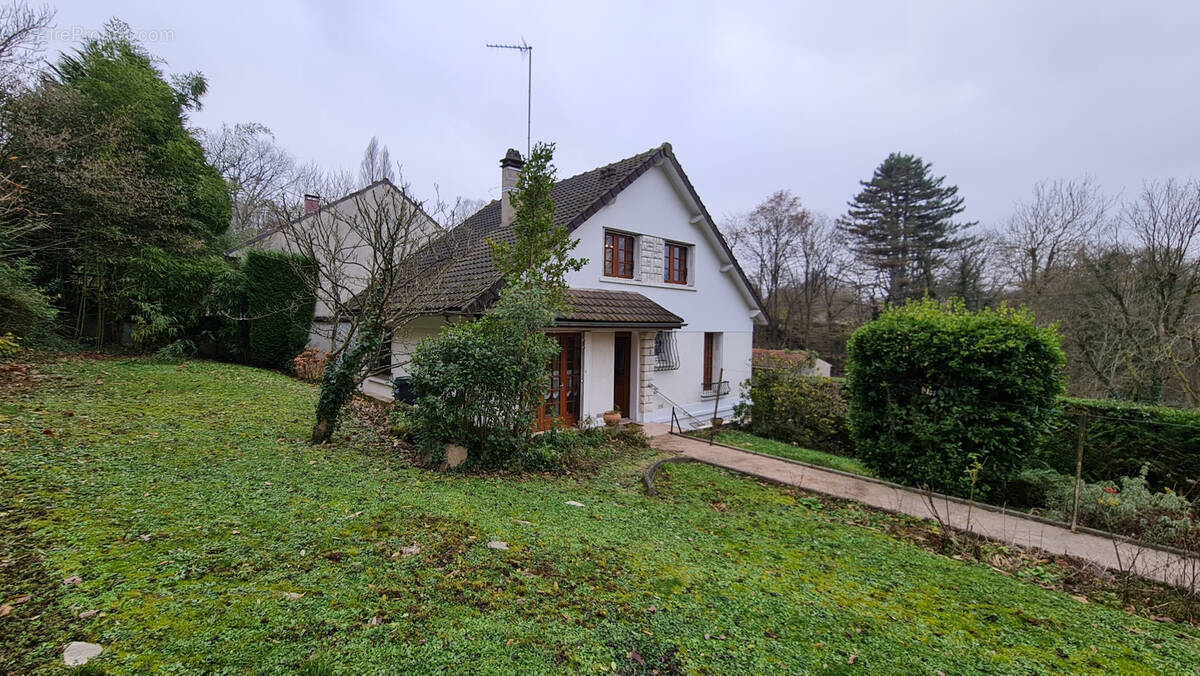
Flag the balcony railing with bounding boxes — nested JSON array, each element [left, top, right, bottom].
[[700, 380, 731, 398]]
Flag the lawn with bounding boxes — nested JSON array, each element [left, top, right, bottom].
[[3, 357, 1199, 674], [703, 429, 873, 477]]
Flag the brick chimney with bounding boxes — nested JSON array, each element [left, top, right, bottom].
[[499, 148, 524, 226], [304, 194, 320, 214]]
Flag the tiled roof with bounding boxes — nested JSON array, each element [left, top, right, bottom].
[[557, 289, 684, 327], [404, 145, 667, 314], [354, 143, 768, 323]]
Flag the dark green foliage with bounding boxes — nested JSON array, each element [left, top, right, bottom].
[[243, 250, 316, 369], [846, 299, 1066, 499], [489, 141, 585, 309], [0, 259, 56, 338], [409, 287, 559, 467], [1035, 398, 1200, 492], [737, 370, 852, 456], [840, 153, 973, 305], [1, 20, 231, 344]]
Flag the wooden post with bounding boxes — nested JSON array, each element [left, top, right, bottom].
[[709, 368, 724, 445], [1070, 412, 1087, 533]]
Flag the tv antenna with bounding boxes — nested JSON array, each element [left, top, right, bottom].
[[486, 39, 533, 158]]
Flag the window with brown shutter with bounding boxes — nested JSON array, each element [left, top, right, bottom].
[[664, 242, 688, 284], [603, 231, 634, 278]]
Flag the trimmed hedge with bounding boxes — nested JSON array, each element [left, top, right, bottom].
[[737, 369, 853, 456], [243, 250, 316, 370], [1035, 397, 1200, 492], [846, 299, 1066, 499]]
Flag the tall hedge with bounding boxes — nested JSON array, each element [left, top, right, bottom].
[[1035, 398, 1200, 491], [243, 250, 316, 370], [845, 299, 1066, 499]]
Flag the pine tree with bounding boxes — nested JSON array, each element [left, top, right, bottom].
[[839, 153, 972, 305]]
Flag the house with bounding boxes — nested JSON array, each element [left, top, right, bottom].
[[378, 143, 768, 427], [228, 179, 444, 371]]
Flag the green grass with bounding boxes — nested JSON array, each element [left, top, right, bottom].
[[706, 429, 874, 476], [3, 357, 1199, 673]]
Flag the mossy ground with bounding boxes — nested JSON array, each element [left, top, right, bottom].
[[2, 357, 1198, 673]]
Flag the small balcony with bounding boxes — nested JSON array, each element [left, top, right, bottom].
[[700, 380, 731, 399]]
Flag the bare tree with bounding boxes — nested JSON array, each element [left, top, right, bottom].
[[444, 196, 487, 227], [201, 122, 301, 238], [0, 2, 54, 96], [728, 191, 813, 346], [358, 136, 394, 185], [1001, 177, 1112, 300], [1063, 180, 1200, 405], [280, 163, 467, 442]]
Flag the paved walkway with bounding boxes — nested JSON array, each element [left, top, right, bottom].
[[645, 426, 1200, 589]]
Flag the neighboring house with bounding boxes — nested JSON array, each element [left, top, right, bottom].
[[228, 179, 444, 374], [381, 143, 768, 427]]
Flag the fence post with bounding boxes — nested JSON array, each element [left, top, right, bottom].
[[1070, 411, 1088, 533]]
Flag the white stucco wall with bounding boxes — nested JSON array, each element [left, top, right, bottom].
[[563, 163, 762, 426]]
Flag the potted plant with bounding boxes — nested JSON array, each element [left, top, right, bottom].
[[603, 405, 622, 427]]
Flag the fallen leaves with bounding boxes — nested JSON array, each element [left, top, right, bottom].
[[62, 575, 82, 586]]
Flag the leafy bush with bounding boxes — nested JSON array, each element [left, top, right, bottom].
[[0, 332, 21, 358], [845, 299, 1066, 499], [409, 286, 559, 469], [1006, 467, 1073, 509], [0, 259, 56, 339], [1043, 467, 1199, 549], [516, 423, 650, 472], [243, 250, 316, 369], [736, 369, 852, 456], [1036, 398, 1200, 493]]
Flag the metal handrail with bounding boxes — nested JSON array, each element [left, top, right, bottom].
[[651, 384, 707, 430]]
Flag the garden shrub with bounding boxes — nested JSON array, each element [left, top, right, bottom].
[[516, 423, 650, 473], [0, 259, 56, 339], [1036, 398, 1200, 492], [845, 299, 1066, 499], [1043, 467, 1199, 550], [243, 250, 316, 369], [409, 286, 559, 469], [736, 369, 852, 456]]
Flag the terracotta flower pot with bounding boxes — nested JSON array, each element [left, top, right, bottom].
[[603, 410, 621, 427]]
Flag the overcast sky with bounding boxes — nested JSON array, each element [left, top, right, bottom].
[[43, 1, 1200, 228]]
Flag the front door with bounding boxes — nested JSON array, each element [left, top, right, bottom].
[[613, 332, 631, 417], [538, 333, 581, 431]]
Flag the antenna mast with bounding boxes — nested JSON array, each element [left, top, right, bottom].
[[486, 39, 533, 158]]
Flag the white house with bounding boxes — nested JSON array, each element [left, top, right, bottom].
[[376, 143, 768, 427]]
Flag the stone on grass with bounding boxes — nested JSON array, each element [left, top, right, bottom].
[[400, 544, 420, 556], [515, 519, 533, 526], [487, 540, 509, 550], [444, 444, 468, 469], [78, 609, 100, 619], [63, 641, 102, 666], [565, 501, 584, 507], [62, 575, 82, 586]]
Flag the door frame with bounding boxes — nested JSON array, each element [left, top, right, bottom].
[[537, 332, 582, 431], [613, 331, 632, 418]]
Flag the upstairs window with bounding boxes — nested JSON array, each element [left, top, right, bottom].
[[604, 231, 634, 278], [664, 242, 688, 284]]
